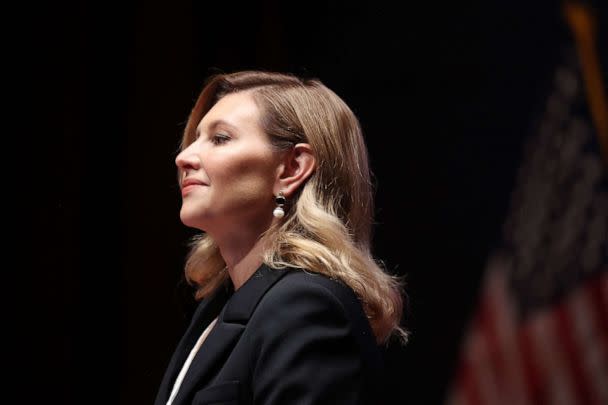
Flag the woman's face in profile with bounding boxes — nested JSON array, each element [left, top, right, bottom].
[[175, 91, 282, 234]]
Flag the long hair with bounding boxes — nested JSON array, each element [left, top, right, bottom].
[[177, 71, 408, 345]]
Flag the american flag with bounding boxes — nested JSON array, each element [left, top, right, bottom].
[[444, 4, 608, 405]]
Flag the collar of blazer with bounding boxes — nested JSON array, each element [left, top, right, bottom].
[[222, 263, 296, 324], [161, 264, 294, 405]]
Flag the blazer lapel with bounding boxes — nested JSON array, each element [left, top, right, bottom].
[[171, 264, 293, 405], [155, 283, 233, 405]]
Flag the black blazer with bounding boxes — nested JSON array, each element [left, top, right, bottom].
[[155, 264, 387, 405]]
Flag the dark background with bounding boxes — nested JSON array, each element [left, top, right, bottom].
[[11, 0, 605, 404]]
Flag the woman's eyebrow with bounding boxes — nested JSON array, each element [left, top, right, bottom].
[[196, 119, 239, 137]]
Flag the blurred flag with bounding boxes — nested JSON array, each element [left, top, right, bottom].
[[444, 2, 607, 405]]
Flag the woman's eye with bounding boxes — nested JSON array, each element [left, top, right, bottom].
[[211, 133, 230, 145]]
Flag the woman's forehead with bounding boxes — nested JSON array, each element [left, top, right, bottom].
[[197, 91, 261, 133]]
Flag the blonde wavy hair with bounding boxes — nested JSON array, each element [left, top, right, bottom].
[[177, 71, 408, 345]]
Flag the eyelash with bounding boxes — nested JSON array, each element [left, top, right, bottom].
[[210, 133, 230, 145]]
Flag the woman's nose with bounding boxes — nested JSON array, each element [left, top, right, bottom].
[[175, 142, 200, 170]]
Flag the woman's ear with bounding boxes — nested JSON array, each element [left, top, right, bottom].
[[275, 143, 316, 197]]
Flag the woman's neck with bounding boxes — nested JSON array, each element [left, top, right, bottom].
[[217, 232, 268, 291]]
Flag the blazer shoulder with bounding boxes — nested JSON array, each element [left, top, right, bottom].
[[265, 269, 357, 307], [256, 269, 375, 340], [249, 268, 387, 403]]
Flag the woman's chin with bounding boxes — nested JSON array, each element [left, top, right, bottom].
[[179, 211, 203, 230]]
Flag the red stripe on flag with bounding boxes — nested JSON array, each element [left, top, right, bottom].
[[555, 296, 599, 405], [566, 280, 608, 405], [530, 312, 579, 404], [587, 272, 608, 352], [519, 322, 547, 405], [477, 277, 506, 394], [454, 356, 483, 405]]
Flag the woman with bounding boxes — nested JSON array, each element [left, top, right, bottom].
[[155, 71, 408, 405]]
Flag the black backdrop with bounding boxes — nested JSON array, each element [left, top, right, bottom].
[[12, 0, 603, 404]]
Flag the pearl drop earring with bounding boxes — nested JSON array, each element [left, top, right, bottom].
[[273, 191, 286, 218]]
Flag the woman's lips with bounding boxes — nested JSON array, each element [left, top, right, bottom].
[[181, 178, 207, 196], [181, 184, 203, 196], [182, 184, 200, 196]]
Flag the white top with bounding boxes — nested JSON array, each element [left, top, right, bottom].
[[166, 316, 219, 405]]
